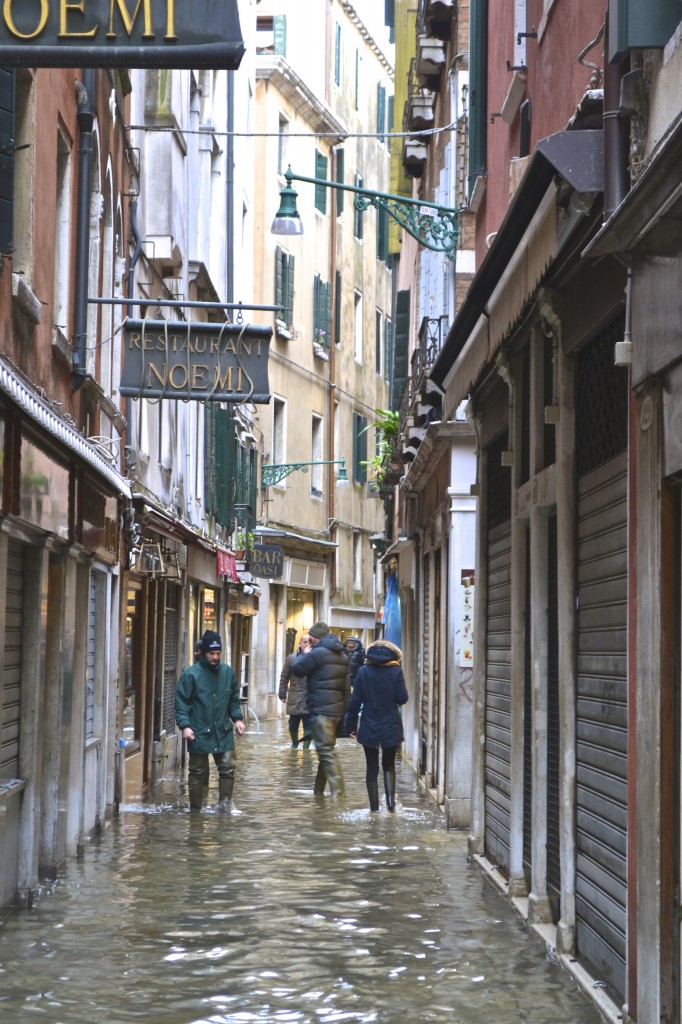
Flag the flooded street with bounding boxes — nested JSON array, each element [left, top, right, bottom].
[[0, 722, 605, 1024]]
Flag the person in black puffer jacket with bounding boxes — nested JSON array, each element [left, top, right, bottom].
[[345, 640, 408, 813], [292, 621, 350, 799]]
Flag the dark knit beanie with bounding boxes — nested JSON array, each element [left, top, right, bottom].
[[309, 621, 330, 639], [200, 629, 222, 653]]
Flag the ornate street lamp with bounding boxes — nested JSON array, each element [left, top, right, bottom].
[[272, 167, 459, 261]]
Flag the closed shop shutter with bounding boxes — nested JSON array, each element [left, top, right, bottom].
[[2, 540, 24, 779], [420, 551, 430, 774], [574, 317, 628, 1002], [546, 513, 561, 902], [575, 451, 628, 999], [485, 432, 513, 872], [86, 575, 96, 739], [485, 521, 512, 871], [162, 587, 179, 735]]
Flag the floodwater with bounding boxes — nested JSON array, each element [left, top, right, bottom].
[[0, 721, 606, 1024]]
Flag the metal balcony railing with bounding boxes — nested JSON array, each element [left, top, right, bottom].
[[411, 315, 448, 392]]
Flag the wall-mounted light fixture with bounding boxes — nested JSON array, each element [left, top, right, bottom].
[[272, 167, 459, 261], [261, 458, 349, 488]]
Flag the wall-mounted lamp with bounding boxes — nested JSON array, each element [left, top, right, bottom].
[[261, 458, 349, 488], [272, 167, 459, 261], [136, 541, 165, 578]]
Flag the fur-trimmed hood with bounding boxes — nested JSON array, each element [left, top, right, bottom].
[[365, 639, 402, 666]]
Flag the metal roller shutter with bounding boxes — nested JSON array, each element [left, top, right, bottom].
[[86, 576, 96, 740], [575, 451, 628, 998], [2, 541, 24, 779], [420, 552, 431, 775], [162, 588, 179, 736], [547, 513, 561, 902]]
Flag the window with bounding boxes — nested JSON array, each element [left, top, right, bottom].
[[9, 68, 35, 272], [53, 129, 73, 333], [256, 15, 286, 55], [273, 397, 286, 466], [313, 273, 332, 346], [355, 49, 360, 110], [352, 412, 368, 484], [375, 309, 383, 375], [314, 149, 328, 214], [277, 114, 289, 175], [334, 22, 342, 86], [377, 83, 386, 142], [353, 532, 362, 592], [392, 290, 410, 407], [376, 203, 389, 262], [468, 0, 488, 197], [354, 173, 364, 239], [311, 415, 323, 496], [354, 290, 363, 363], [274, 245, 295, 326]]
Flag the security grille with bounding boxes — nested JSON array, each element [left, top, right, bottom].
[[487, 432, 512, 530], [162, 587, 179, 735], [576, 315, 628, 476], [547, 513, 561, 903], [1, 540, 24, 779]]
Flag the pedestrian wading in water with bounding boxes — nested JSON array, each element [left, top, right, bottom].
[[345, 640, 409, 812], [292, 621, 350, 799], [278, 632, 313, 748], [175, 630, 245, 812]]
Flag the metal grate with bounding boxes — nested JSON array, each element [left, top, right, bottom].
[[576, 315, 628, 477], [487, 432, 512, 530]]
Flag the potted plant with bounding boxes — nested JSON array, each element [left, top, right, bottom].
[[361, 408, 401, 488], [233, 530, 254, 558]]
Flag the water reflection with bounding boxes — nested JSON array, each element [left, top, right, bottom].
[[0, 724, 605, 1023]]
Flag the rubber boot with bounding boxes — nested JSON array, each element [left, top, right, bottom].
[[325, 757, 346, 800], [366, 775, 380, 812], [288, 722, 300, 748], [188, 781, 204, 811], [302, 736, 312, 750], [313, 763, 327, 795], [217, 776, 234, 812], [383, 769, 396, 812]]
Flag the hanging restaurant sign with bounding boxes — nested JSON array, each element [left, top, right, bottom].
[[0, 1, 245, 69], [119, 319, 272, 404]]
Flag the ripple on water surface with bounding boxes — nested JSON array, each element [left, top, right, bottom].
[[0, 725, 605, 1024]]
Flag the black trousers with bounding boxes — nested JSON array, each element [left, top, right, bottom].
[[363, 744, 398, 777]]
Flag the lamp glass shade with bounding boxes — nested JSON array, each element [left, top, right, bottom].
[[271, 182, 304, 236], [336, 463, 350, 488]]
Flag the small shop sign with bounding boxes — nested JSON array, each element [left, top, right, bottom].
[[119, 319, 272, 403], [249, 545, 284, 580]]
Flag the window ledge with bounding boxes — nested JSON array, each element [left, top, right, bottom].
[[313, 342, 330, 360], [12, 274, 41, 325], [275, 319, 293, 340]]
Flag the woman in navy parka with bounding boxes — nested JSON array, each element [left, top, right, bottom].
[[345, 639, 408, 812]]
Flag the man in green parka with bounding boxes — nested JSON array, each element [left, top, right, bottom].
[[175, 629, 245, 812]]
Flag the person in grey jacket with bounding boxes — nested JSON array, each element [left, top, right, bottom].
[[291, 621, 350, 799], [278, 633, 312, 748]]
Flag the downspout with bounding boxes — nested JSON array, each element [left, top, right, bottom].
[[72, 68, 96, 391], [226, 70, 235, 302], [603, 18, 630, 218], [328, 148, 338, 595]]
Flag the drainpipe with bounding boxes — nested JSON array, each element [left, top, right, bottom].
[[72, 68, 96, 391], [226, 70, 235, 302], [328, 148, 339, 595], [603, 19, 630, 219]]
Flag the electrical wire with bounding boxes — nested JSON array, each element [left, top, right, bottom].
[[126, 121, 459, 141]]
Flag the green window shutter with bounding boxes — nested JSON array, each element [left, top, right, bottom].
[[273, 15, 287, 56], [314, 150, 328, 213], [284, 253, 295, 323], [274, 244, 283, 310], [353, 413, 368, 483], [335, 148, 345, 215], [377, 83, 386, 143], [325, 280, 333, 343], [248, 449, 257, 518], [376, 203, 389, 262], [334, 271, 342, 347], [215, 407, 229, 526], [384, 317, 393, 383], [610, 0, 682, 59], [392, 290, 410, 408], [468, 0, 488, 198], [0, 68, 15, 254], [313, 273, 321, 339], [204, 405, 217, 515], [354, 173, 364, 239]]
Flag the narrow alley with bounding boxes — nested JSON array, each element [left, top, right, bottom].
[[0, 722, 607, 1024]]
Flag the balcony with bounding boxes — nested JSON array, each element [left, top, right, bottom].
[[416, 35, 446, 85], [398, 316, 447, 450], [424, 0, 455, 39], [407, 89, 435, 132], [402, 138, 428, 178]]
